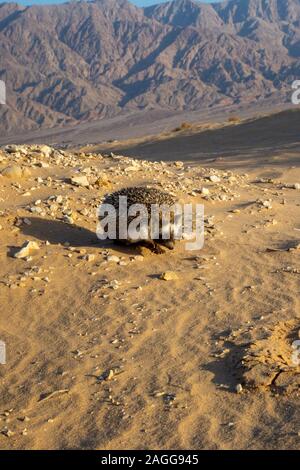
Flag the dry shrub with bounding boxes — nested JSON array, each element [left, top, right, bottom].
[[173, 121, 193, 132], [228, 115, 241, 123]]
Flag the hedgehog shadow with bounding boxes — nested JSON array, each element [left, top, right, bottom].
[[19, 217, 104, 247], [19, 217, 154, 254]]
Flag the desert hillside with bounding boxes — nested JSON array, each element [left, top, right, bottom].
[[84, 108, 300, 169], [2, 0, 300, 134], [0, 134, 299, 449]]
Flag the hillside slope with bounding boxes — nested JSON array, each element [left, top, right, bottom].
[[1, 0, 300, 133]]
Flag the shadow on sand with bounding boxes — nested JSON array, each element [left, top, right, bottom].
[[19, 217, 100, 247], [18, 217, 150, 255]]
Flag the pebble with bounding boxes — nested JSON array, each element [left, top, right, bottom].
[[38, 145, 53, 157], [107, 255, 120, 263], [283, 183, 300, 190], [83, 254, 95, 262], [14, 241, 40, 259], [94, 175, 111, 189], [200, 187, 210, 195], [160, 271, 179, 281], [18, 416, 30, 422], [5, 144, 27, 155], [1, 428, 14, 437], [70, 175, 90, 187], [262, 200, 273, 209], [209, 175, 221, 183], [30, 206, 43, 214], [2, 165, 24, 179], [63, 215, 74, 224]]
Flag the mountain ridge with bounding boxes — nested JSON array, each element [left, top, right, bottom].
[[1, 0, 300, 134]]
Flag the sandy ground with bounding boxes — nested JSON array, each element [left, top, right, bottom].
[[0, 118, 299, 449]]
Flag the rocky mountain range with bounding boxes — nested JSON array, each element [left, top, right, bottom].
[[1, 0, 300, 134]]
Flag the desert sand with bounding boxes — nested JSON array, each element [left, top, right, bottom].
[[0, 115, 299, 450]]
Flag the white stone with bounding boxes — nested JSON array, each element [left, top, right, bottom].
[[201, 187, 210, 195], [70, 175, 90, 187], [209, 175, 221, 183], [107, 255, 120, 263], [14, 241, 40, 259]]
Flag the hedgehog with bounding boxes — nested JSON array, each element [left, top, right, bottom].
[[99, 186, 178, 253]]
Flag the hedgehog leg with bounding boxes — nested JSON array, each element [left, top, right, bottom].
[[158, 240, 175, 250], [141, 240, 166, 254], [152, 242, 168, 254]]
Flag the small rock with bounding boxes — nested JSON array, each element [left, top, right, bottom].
[[2, 165, 25, 179], [5, 144, 27, 155], [107, 255, 120, 263], [1, 428, 14, 437], [209, 175, 221, 183], [83, 254, 95, 262], [160, 271, 179, 281], [283, 183, 300, 190], [63, 215, 74, 224], [36, 162, 49, 168], [98, 369, 115, 381], [30, 206, 43, 214], [236, 383, 243, 394], [125, 165, 140, 172], [38, 145, 53, 158], [261, 200, 273, 209], [200, 187, 210, 196], [163, 393, 176, 404], [93, 175, 111, 189], [228, 176, 237, 183], [18, 416, 30, 422], [14, 241, 40, 259], [69, 175, 89, 187]]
